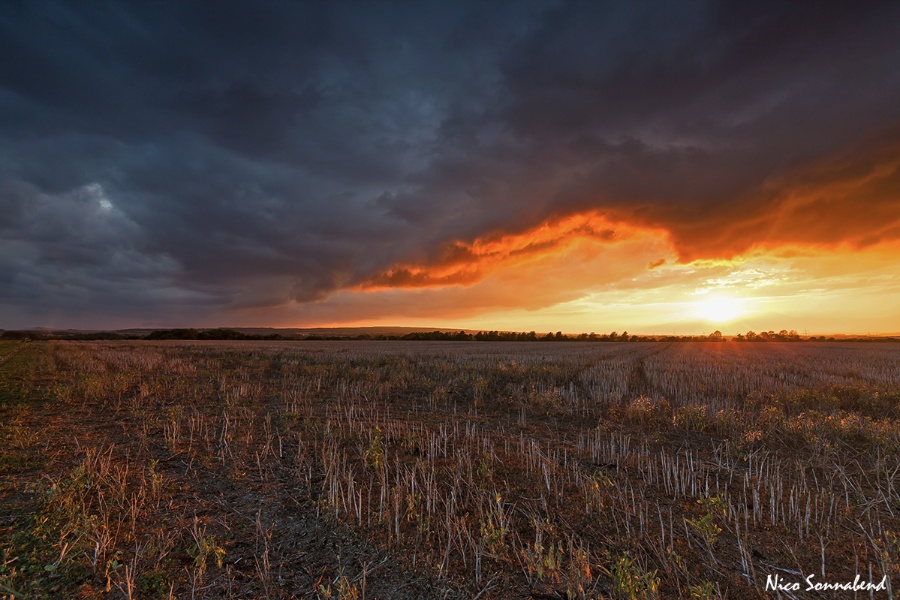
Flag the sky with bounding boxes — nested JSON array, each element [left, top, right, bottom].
[[1, 1, 899, 335]]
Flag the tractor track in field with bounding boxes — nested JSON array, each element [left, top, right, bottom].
[[0, 342, 27, 371]]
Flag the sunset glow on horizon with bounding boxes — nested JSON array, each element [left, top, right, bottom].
[[692, 294, 746, 324], [2, 3, 899, 334], [273, 224, 900, 335]]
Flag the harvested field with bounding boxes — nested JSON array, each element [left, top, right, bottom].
[[1, 340, 898, 598]]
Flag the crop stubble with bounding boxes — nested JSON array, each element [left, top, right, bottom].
[[1, 340, 898, 598]]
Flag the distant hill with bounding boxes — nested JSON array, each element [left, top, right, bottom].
[[101, 326, 482, 340], [221, 326, 478, 337]]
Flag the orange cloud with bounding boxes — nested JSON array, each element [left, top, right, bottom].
[[654, 127, 900, 261], [359, 212, 643, 290], [276, 221, 677, 329], [363, 268, 482, 288], [360, 127, 900, 299]]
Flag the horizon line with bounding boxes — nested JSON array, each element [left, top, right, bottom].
[[3, 325, 899, 339]]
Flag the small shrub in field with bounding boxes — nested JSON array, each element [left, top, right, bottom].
[[364, 426, 385, 470], [689, 581, 717, 599], [605, 554, 659, 600], [687, 496, 726, 546], [673, 405, 707, 432]]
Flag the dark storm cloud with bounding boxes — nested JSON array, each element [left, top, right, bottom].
[[493, 2, 900, 231], [381, 0, 900, 260], [1, 0, 899, 326]]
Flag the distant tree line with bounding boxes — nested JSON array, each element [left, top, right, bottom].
[[391, 330, 649, 342], [733, 329, 805, 342], [0, 330, 47, 340], [2, 328, 897, 342], [145, 328, 286, 341], [330, 329, 728, 342], [0, 329, 141, 340]]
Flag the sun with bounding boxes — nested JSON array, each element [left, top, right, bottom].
[[694, 294, 745, 323]]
